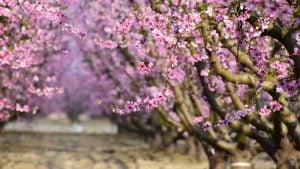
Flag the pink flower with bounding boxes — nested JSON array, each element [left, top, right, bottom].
[[16, 104, 30, 113], [94, 38, 118, 49], [145, 99, 156, 110], [200, 69, 209, 76], [137, 62, 153, 75], [114, 18, 134, 35], [125, 101, 135, 112], [193, 116, 204, 124], [202, 121, 212, 130], [172, 0, 179, 6], [259, 106, 272, 116], [62, 23, 86, 38], [113, 108, 125, 115], [270, 61, 290, 79], [270, 101, 282, 111], [167, 55, 178, 68]]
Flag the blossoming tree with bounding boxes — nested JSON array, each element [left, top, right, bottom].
[[1, 0, 300, 169], [0, 0, 70, 126], [81, 0, 300, 168]]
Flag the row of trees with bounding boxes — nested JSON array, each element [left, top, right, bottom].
[[1, 0, 300, 168]]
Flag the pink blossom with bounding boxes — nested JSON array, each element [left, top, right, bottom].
[[193, 116, 204, 124], [94, 38, 118, 49], [115, 18, 134, 35], [270, 61, 290, 79], [200, 69, 209, 76], [202, 121, 212, 130], [259, 106, 272, 116], [137, 62, 153, 75], [270, 101, 282, 112], [16, 104, 30, 113]]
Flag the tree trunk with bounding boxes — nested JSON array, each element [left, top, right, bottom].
[[274, 137, 300, 169], [186, 136, 197, 156], [277, 161, 300, 169], [196, 140, 209, 162], [208, 152, 228, 169], [0, 122, 4, 131], [151, 133, 163, 150], [276, 151, 300, 169], [275, 148, 300, 169]]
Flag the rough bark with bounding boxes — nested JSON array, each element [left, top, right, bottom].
[[275, 138, 300, 169], [208, 152, 228, 169]]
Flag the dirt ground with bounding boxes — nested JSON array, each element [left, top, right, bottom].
[[0, 132, 209, 169]]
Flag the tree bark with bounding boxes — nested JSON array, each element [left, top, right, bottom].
[[208, 152, 228, 169], [196, 140, 209, 163], [273, 137, 300, 169], [276, 151, 300, 169], [186, 136, 197, 156]]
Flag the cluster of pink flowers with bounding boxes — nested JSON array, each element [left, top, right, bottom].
[[259, 101, 282, 116], [269, 101, 283, 111], [113, 88, 171, 115], [0, 98, 12, 111], [114, 18, 134, 35], [16, 104, 30, 113], [62, 23, 86, 38], [28, 86, 64, 97], [243, 0, 292, 27], [202, 121, 212, 131], [94, 38, 118, 49], [270, 61, 291, 79], [192, 116, 204, 124], [24, 1, 65, 24], [259, 106, 272, 116], [0, 0, 73, 121], [216, 48, 238, 73], [248, 41, 270, 77], [137, 62, 153, 75], [276, 79, 300, 97], [24, 1, 86, 39]]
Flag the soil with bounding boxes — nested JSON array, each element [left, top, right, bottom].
[[0, 132, 208, 169]]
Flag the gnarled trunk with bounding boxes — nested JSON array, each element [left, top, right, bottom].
[[272, 137, 300, 169], [275, 148, 300, 169]]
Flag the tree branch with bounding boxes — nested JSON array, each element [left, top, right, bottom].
[[195, 61, 278, 157], [210, 52, 275, 91], [226, 83, 274, 133]]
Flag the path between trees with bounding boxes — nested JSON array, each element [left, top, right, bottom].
[[0, 132, 208, 169], [0, 118, 276, 169]]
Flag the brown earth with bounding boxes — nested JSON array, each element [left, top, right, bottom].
[[0, 132, 208, 169]]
